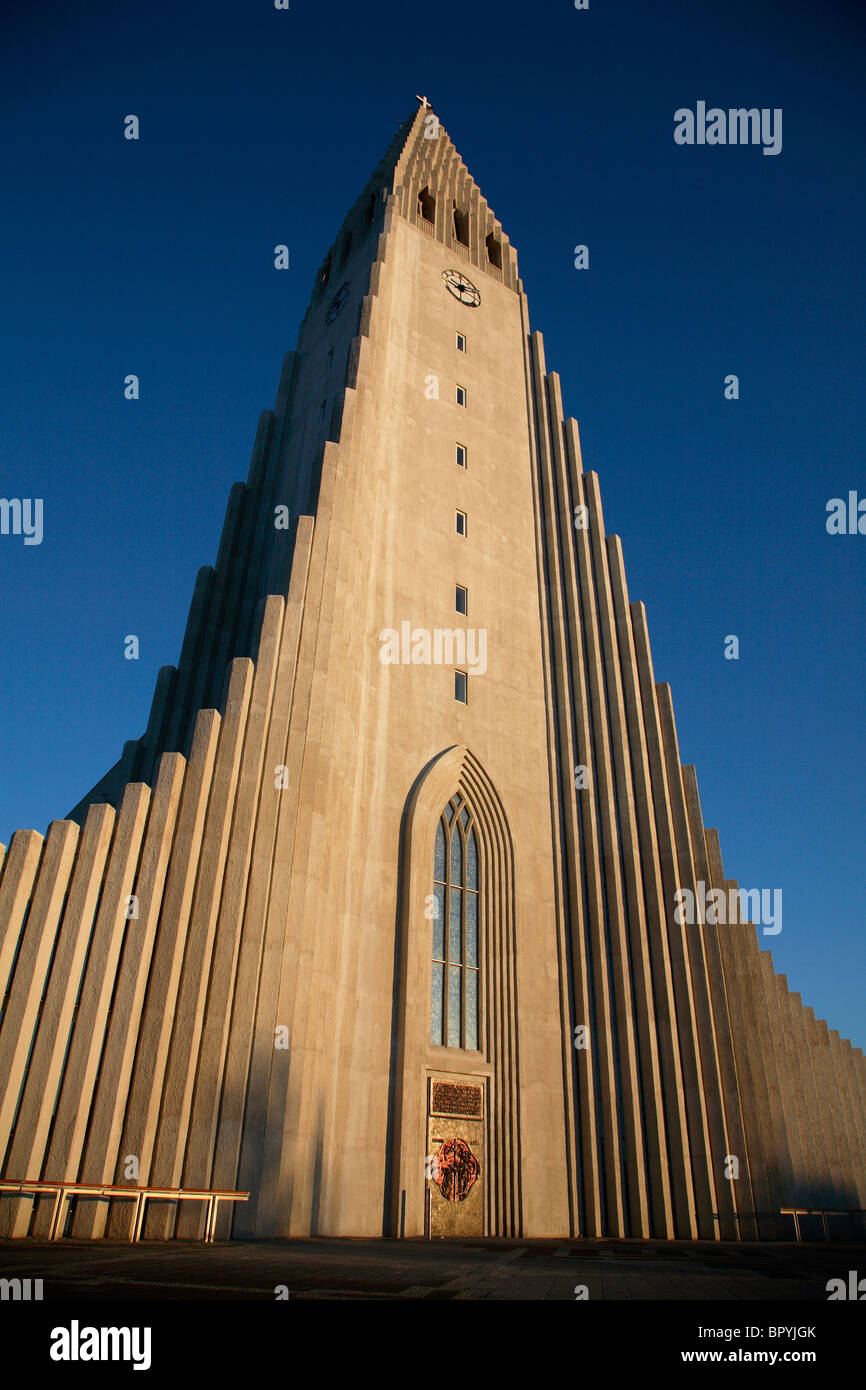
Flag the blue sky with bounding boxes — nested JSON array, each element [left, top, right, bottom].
[[1, 0, 864, 1046]]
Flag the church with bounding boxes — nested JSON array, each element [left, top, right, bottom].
[[1, 102, 864, 1244]]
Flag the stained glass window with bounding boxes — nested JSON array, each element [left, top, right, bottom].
[[431, 799, 480, 1050]]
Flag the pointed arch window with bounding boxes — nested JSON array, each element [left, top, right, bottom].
[[418, 186, 435, 224], [431, 795, 479, 1050]]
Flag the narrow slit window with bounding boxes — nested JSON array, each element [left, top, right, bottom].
[[456, 385, 466, 407], [455, 670, 468, 703], [456, 510, 467, 536], [453, 204, 470, 246], [456, 332, 466, 353], [456, 585, 467, 615], [456, 443, 467, 469], [486, 233, 503, 268]]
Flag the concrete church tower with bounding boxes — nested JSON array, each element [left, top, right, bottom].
[[1, 103, 865, 1244]]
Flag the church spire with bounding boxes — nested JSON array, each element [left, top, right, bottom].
[[395, 103, 519, 289], [308, 103, 519, 307]]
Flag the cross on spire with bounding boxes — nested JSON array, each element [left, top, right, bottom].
[[415, 94, 431, 108]]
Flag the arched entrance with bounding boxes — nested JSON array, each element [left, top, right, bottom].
[[389, 747, 520, 1238]]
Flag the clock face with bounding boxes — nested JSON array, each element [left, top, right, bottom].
[[325, 282, 350, 324], [442, 269, 481, 307]]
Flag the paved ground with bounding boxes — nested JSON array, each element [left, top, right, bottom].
[[2, 1235, 864, 1300]]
